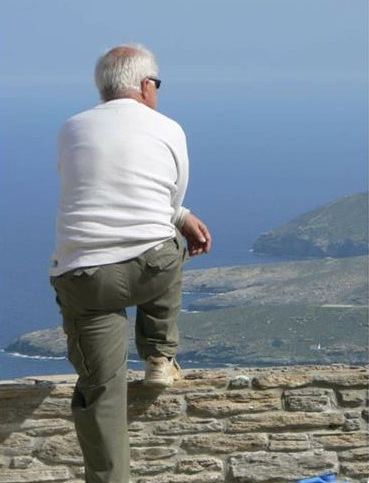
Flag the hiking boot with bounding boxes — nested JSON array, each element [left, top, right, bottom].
[[143, 356, 181, 387]]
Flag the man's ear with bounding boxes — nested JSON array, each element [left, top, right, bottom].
[[141, 78, 150, 100]]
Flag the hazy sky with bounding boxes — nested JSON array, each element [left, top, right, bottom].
[[1, 0, 367, 86]]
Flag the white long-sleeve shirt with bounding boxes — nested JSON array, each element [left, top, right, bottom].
[[50, 98, 189, 276]]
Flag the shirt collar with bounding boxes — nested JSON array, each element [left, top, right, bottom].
[[96, 98, 139, 109]]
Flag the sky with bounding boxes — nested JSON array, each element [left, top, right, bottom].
[[0, 0, 367, 268], [0, 0, 367, 86], [0, 0, 367, 247]]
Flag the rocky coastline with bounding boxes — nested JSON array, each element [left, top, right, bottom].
[[252, 192, 368, 258]]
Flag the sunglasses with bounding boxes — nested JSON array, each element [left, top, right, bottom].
[[147, 77, 161, 89]]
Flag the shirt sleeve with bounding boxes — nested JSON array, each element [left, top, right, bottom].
[[171, 126, 190, 228], [173, 206, 191, 229]]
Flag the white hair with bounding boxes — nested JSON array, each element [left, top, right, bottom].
[[94, 43, 159, 101]]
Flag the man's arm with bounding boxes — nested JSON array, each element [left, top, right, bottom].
[[170, 127, 211, 256], [179, 212, 212, 256]]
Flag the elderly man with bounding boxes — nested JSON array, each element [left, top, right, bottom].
[[50, 44, 211, 483]]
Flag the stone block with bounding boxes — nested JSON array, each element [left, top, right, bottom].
[[154, 418, 224, 435], [0, 396, 49, 424], [343, 417, 362, 431], [228, 450, 339, 482], [312, 369, 369, 388], [136, 472, 223, 483], [227, 411, 344, 433], [268, 433, 310, 452], [283, 389, 335, 412], [169, 385, 219, 395], [168, 379, 225, 395], [9, 457, 33, 470], [339, 446, 369, 461], [340, 462, 369, 478], [0, 454, 9, 468], [128, 422, 145, 432], [24, 375, 77, 385], [71, 465, 85, 477], [176, 456, 223, 474], [181, 433, 267, 454], [33, 398, 72, 419], [129, 435, 179, 448], [253, 373, 312, 389], [130, 460, 176, 476], [312, 432, 368, 449], [186, 390, 281, 417], [0, 418, 73, 436], [0, 467, 71, 482], [182, 370, 229, 388], [131, 446, 178, 461], [49, 385, 74, 398], [36, 433, 83, 465], [0, 433, 35, 456], [0, 382, 52, 399], [128, 394, 185, 422], [227, 375, 252, 390], [344, 410, 361, 419], [337, 389, 368, 407], [25, 419, 74, 437]]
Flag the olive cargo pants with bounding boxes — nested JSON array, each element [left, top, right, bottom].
[[50, 236, 185, 483]]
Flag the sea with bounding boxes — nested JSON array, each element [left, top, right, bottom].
[[0, 78, 367, 380]]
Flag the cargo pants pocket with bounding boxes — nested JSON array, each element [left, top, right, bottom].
[[63, 318, 90, 378], [144, 238, 182, 273]]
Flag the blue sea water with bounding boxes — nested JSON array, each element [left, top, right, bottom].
[[0, 79, 367, 380]]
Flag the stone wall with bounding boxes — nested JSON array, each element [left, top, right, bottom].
[[0, 365, 368, 483]]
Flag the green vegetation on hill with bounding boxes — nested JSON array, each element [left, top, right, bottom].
[[272, 192, 368, 240], [182, 256, 367, 310], [5, 304, 368, 366], [252, 192, 368, 258], [178, 304, 368, 365]]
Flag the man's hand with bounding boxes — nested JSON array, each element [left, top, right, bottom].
[[180, 213, 212, 256]]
